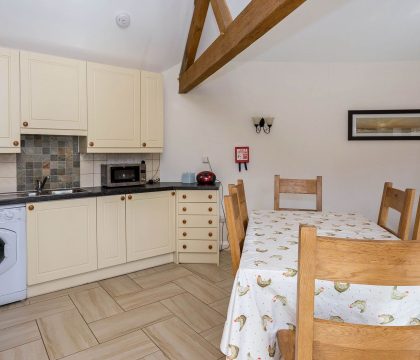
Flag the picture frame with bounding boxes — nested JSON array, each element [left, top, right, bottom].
[[348, 109, 420, 140]]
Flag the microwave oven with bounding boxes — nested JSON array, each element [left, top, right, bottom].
[[101, 162, 146, 187]]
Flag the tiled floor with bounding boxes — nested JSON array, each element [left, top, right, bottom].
[[0, 251, 233, 360]]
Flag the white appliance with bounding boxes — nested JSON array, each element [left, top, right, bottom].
[[0, 205, 26, 305]]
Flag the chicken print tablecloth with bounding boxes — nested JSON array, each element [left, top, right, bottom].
[[220, 210, 420, 360]]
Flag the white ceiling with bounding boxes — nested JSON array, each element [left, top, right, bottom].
[[0, 0, 420, 73]]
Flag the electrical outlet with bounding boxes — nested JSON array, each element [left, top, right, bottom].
[[202, 156, 209, 163]]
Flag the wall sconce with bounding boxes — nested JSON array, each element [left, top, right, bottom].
[[252, 117, 274, 134]]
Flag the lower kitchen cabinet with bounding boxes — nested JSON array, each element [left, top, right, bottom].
[[27, 198, 97, 285], [126, 191, 175, 262], [97, 195, 127, 269]]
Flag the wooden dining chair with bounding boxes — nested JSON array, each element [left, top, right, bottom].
[[228, 179, 249, 230], [277, 225, 420, 360], [224, 193, 245, 275], [414, 197, 420, 241], [274, 176, 322, 211], [377, 182, 415, 240]]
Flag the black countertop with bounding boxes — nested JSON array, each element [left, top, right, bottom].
[[0, 182, 220, 206]]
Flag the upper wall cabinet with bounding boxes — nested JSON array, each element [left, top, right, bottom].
[[0, 47, 21, 152], [20, 51, 87, 136], [141, 71, 164, 149]]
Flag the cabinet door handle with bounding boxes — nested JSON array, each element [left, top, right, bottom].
[[182, 207, 187, 212], [171, 191, 175, 196], [128, 195, 132, 200], [28, 204, 34, 211], [182, 232, 187, 237], [208, 232, 213, 237], [208, 194, 213, 199], [208, 207, 213, 212], [182, 219, 187, 224], [23, 121, 28, 127], [182, 194, 187, 199], [121, 196, 125, 201], [208, 245, 213, 250], [142, 142, 147, 147], [208, 219, 213, 225], [13, 140, 19, 146], [89, 141, 94, 147], [182, 244, 187, 249]]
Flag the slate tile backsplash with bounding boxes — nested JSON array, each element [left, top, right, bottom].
[[17, 135, 80, 191]]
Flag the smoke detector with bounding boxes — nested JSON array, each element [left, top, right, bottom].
[[116, 12, 131, 28]]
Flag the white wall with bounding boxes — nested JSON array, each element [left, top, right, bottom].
[[160, 61, 420, 228]]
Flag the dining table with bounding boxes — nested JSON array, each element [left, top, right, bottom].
[[220, 209, 420, 360]]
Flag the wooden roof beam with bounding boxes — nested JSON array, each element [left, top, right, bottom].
[[179, 0, 306, 93], [180, 0, 210, 74], [210, 0, 232, 34]]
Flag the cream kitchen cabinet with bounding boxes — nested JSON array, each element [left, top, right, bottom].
[[0, 47, 20, 152], [27, 198, 97, 285], [20, 51, 87, 135], [126, 191, 175, 261], [97, 195, 127, 269], [140, 71, 164, 150], [83, 62, 141, 152]]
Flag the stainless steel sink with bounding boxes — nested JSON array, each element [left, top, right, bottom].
[[14, 188, 88, 197]]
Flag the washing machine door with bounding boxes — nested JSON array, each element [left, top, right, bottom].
[[0, 229, 17, 275]]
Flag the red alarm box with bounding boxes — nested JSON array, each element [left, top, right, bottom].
[[235, 146, 249, 171]]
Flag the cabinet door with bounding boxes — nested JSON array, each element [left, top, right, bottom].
[[27, 198, 97, 285], [0, 47, 20, 152], [87, 62, 141, 149], [126, 191, 175, 262], [140, 71, 163, 149], [20, 51, 87, 134], [97, 195, 126, 269]]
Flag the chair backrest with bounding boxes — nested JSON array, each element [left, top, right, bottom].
[[224, 193, 245, 275], [295, 225, 420, 360], [228, 179, 249, 230], [377, 182, 415, 240], [414, 197, 420, 241], [274, 175, 322, 211]]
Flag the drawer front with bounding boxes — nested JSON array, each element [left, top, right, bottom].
[[178, 215, 218, 228], [178, 228, 218, 240], [177, 190, 217, 203], [178, 240, 217, 253], [178, 203, 218, 215]]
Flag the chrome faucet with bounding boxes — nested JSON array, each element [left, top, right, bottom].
[[36, 176, 50, 192]]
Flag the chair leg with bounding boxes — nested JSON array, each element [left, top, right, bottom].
[[277, 329, 296, 360]]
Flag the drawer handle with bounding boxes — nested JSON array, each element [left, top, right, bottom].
[[208, 207, 213, 212], [208, 232, 213, 237], [121, 196, 125, 201], [128, 195, 132, 200], [208, 194, 213, 199], [171, 191, 175, 196], [183, 244, 187, 249], [182, 219, 187, 224], [89, 141, 94, 147], [28, 204, 34, 211], [142, 142, 147, 147], [23, 121, 28, 127], [182, 207, 187, 212], [13, 140, 19, 146], [182, 194, 187, 199], [183, 232, 187, 237], [208, 245, 213, 250], [208, 219, 213, 225]]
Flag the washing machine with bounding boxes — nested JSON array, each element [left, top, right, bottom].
[[0, 204, 26, 306]]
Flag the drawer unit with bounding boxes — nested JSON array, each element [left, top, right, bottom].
[[178, 203, 218, 215], [178, 215, 218, 228], [176, 190, 219, 265], [178, 240, 217, 253], [177, 190, 217, 203], [178, 228, 217, 240]]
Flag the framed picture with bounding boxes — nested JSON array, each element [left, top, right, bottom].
[[348, 110, 420, 140]]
